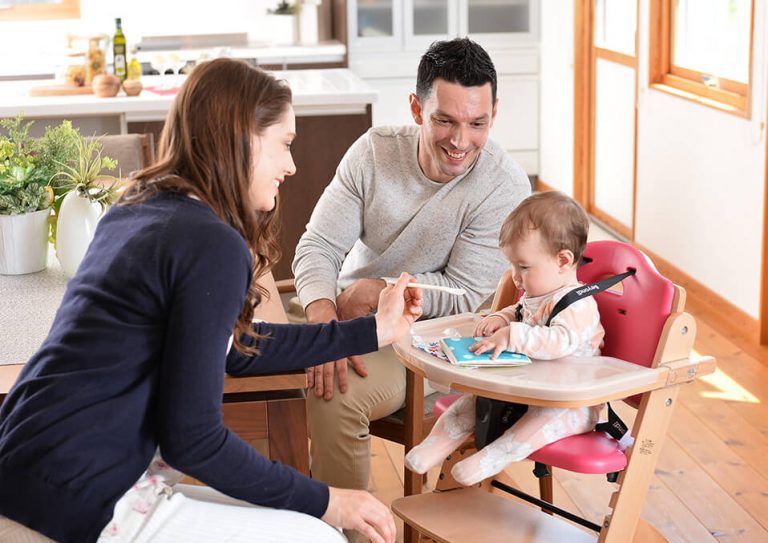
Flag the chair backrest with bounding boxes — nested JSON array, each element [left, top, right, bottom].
[[252, 271, 288, 324], [95, 133, 155, 179], [577, 240, 678, 370]]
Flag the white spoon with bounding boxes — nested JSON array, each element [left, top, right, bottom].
[[384, 278, 467, 296]]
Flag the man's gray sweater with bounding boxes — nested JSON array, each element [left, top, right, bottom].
[[292, 125, 531, 318]]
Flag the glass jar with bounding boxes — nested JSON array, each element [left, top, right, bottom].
[[85, 36, 108, 85]]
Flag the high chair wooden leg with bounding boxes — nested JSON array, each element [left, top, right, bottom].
[[538, 470, 554, 512], [598, 385, 680, 543], [404, 369, 426, 543]]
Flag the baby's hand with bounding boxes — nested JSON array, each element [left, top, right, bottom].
[[473, 314, 507, 337], [469, 326, 511, 360]]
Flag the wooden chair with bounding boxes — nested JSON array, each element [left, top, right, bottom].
[[276, 277, 445, 479], [0, 271, 310, 475], [221, 272, 310, 473], [276, 276, 506, 499], [392, 240, 716, 542], [95, 133, 155, 179]]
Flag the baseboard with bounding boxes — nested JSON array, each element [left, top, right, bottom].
[[535, 178, 556, 192], [634, 242, 760, 346]]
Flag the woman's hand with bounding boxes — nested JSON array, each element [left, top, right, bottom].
[[374, 273, 423, 347], [322, 487, 396, 543], [469, 325, 511, 359], [473, 314, 508, 337]]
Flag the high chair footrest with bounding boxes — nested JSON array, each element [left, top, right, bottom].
[[392, 488, 597, 543], [528, 431, 627, 474]]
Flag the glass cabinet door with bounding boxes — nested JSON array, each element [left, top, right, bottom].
[[413, 0, 450, 35], [461, 0, 537, 43], [356, 0, 394, 38], [405, 0, 457, 48], [350, 0, 402, 49]]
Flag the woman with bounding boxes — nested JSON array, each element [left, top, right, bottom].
[[0, 58, 420, 543]]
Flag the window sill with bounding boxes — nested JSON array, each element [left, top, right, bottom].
[[649, 82, 750, 119]]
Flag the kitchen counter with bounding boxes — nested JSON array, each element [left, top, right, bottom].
[[0, 69, 377, 128]]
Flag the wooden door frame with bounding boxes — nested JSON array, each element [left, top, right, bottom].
[[761, 87, 768, 344], [573, 0, 594, 210], [573, 0, 639, 240]]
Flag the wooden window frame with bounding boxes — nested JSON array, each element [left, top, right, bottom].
[[649, 0, 754, 118], [0, 0, 79, 21]]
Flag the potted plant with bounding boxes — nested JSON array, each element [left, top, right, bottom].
[[0, 116, 80, 275], [52, 136, 119, 277]]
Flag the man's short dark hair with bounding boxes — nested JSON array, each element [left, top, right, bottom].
[[416, 38, 497, 103]]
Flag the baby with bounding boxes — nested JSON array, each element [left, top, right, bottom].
[[404, 191, 605, 486]]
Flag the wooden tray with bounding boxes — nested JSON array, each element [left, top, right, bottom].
[[28, 84, 93, 97]]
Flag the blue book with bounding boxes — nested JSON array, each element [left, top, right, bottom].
[[439, 337, 531, 367]]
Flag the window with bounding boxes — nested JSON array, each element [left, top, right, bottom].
[[649, 0, 753, 117], [0, 0, 79, 21], [594, 0, 636, 56]]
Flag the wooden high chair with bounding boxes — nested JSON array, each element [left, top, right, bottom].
[[392, 240, 716, 542]]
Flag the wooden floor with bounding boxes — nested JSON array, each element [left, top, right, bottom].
[[368, 291, 768, 542]]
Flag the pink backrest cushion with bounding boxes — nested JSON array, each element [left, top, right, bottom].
[[577, 240, 676, 369]]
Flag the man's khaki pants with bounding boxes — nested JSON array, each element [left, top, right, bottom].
[[307, 346, 406, 492]]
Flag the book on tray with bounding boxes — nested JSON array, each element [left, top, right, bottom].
[[439, 337, 531, 367]]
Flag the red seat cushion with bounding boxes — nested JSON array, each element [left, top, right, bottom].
[[433, 394, 461, 417], [528, 432, 627, 474], [435, 396, 626, 475]]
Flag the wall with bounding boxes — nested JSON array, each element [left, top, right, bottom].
[[634, 0, 767, 317], [538, 0, 767, 318], [538, 0, 574, 194]]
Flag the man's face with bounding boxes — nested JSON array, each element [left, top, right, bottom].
[[410, 79, 497, 183]]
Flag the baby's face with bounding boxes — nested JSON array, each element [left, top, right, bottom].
[[503, 230, 575, 297]]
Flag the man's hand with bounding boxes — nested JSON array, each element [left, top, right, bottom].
[[304, 299, 358, 401], [322, 487, 396, 543], [469, 325, 512, 360], [336, 278, 387, 321]]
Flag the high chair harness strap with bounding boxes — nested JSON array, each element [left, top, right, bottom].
[[543, 268, 636, 326]]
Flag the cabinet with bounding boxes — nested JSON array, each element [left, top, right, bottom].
[[347, 0, 540, 175], [349, 0, 537, 50]]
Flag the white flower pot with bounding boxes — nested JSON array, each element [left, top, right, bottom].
[[56, 191, 105, 278], [262, 14, 299, 45], [0, 208, 50, 275]]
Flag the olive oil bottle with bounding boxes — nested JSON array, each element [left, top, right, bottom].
[[113, 18, 127, 82]]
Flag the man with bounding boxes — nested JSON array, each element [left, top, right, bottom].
[[292, 37, 531, 513]]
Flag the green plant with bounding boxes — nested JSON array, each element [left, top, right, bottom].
[[0, 115, 81, 215], [50, 136, 120, 246], [52, 137, 119, 207], [268, 0, 299, 15]]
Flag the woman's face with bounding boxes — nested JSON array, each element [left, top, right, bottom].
[[250, 105, 297, 212]]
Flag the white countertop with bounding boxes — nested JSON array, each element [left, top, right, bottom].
[[134, 42, 347, 68], [0, 69, 377, 121]]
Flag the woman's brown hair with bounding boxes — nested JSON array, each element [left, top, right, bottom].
[[499, 191, 589, 263], [121, 58, 292, 355]]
